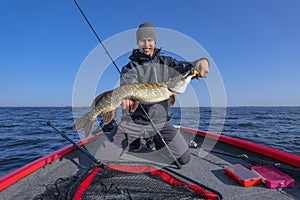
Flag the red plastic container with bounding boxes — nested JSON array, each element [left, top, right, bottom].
[[224, 164, 261, 187], [251, 166, 294, 188]]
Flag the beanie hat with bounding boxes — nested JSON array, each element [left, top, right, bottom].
[[136, 22, 157, 42]]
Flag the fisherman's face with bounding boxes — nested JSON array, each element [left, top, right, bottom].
[[138, 37, 156, 56]]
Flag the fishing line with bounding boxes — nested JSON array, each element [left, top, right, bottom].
[[73, 0, 182, 169], [73, 0, 121, 74]]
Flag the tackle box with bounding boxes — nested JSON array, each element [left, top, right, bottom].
[[251, 166, 294, 188], [224, 164, 261, 187]]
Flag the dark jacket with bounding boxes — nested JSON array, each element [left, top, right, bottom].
[[120, 48, 194, 124]]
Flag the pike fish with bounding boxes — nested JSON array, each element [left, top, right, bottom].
[[73, 70, 198, 137]]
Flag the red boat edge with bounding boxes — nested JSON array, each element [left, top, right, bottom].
[[1, 126, 300, 192], [0, 134, 101, 192], [180, 126, 300, 168]]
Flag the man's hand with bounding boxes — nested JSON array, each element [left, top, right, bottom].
[[193, 58, 210, 79], [121, 99, 139, 112]]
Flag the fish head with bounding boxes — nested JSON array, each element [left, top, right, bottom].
[[166, 70, 194, 94]]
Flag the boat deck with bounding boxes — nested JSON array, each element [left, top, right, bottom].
[[117, 130, 300, 200], [173, 137, 300, 200], [0, 128, 299, 199]]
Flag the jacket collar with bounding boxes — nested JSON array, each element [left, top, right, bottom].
[[129, 48, 162, 64]]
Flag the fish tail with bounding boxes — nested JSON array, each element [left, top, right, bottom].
[[73, 112, 95, 138]]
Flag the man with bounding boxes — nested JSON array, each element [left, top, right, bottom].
[[106, 22, 209, 165]]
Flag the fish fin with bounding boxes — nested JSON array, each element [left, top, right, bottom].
[[170, 94, 176, 107], [102, 111, 114, 124], [73, 112, 95, 138], [91, 90, 112, 107]]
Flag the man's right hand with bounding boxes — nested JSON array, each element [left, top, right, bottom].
[[121, 99, 139, 112]]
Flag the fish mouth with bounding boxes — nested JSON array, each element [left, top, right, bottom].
[[166, 71, 194, 94], [179, 70, 192, 80], [181, 69, 199, 80], [182, 70, 190, 77]]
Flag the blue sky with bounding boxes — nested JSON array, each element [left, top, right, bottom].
[[1, 0, 300, 107]]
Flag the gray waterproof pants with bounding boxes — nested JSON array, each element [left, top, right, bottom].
[[91, 121, 190, 166]]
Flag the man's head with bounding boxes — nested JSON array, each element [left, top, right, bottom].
[[136, 22, 156, 56]]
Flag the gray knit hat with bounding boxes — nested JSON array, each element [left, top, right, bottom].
[[136, 22, 157, 42]]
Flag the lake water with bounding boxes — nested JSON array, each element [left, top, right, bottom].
[[0, 106, 299, 177]]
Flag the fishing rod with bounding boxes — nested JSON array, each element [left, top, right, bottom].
[[201, 149, 300, 172], [73, 0, 120, 74], [73, 0, 182, 169], [47, 122, 102, 165]]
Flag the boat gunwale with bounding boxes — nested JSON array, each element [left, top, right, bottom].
[[179, 126, 300, 168], [0, 134, 101, 192], [1, 126, 300, 192]]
